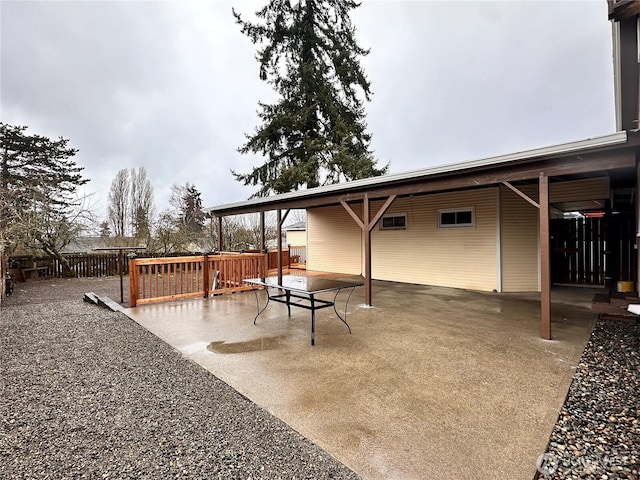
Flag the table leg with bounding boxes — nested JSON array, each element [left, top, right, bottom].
[[285, 290, 291, 317], [310, 294, 315, 346], [251, 286, 270, 325], [332, 286, 355, 333]]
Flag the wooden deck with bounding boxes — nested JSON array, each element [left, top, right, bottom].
[[129, 253, 267, 307]]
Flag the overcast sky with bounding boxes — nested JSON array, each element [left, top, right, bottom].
[[1, 0, 616, 221]]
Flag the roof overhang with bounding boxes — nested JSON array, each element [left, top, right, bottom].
[[206, 131, 638, 217]]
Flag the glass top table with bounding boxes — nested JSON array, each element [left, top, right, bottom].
[[244, 275, 364, 345]]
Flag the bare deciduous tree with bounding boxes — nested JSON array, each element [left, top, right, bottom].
[[107, 169, 130, 238], [129, 167, 154, 241], [221, 213, 277, 251], [149, 210, 180, 256], [283, 209, 306, 228]]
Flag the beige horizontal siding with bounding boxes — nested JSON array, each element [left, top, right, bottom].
[[550, 177, 609, 203], [500, 185, 539, 292], [285, 230, 306, 247], [371, 189, 498, 291], [305, 178, 606, 293], [307, 205, 362, 275]]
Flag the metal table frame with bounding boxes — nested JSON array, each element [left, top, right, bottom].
[[244, 276, 363, 345]]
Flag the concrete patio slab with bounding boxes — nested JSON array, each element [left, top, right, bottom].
[[124, 279, 597, 480]]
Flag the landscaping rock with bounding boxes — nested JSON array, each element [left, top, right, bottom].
[[1, 277, 360, 479], [537, 318, 640, 479]]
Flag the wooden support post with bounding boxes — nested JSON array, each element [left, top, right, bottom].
[[340, 194, 396, 307], [261, 252, 267, 278], [218, 216, 223, 252], [277, 209, 283, 285], [260, 211, 266, 252], [281, 209, 290, 225], [129, 257, 138, 308], [118, 248, 124, 304], [637, 160, 640, 295], [539, 174, 551, 340], [203, 254, 210, 299], [363, 195, 372, 306], [502, 181, 540, 208]]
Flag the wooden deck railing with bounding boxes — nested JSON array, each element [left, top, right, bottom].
[[230, 249, 290, 270], [129, 253, 267, 307], [288, 245, 306, 265]]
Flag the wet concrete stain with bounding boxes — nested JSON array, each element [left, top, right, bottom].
[[208, 336, 286, 354]]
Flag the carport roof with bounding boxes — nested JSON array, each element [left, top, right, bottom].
[[205, 130, 635, 216]]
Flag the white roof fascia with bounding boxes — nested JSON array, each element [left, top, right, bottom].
[[206, 131, 628, 213]]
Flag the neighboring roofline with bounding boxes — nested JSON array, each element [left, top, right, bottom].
[[283, 221, 306, 231], [205, 131, 630, 215]]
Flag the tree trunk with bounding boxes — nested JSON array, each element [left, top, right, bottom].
[[41, 244, 75, 278], [57, 255, 75, 278]]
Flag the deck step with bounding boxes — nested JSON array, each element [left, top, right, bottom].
[[592, 293, 610, 304], [83, 292, 99, 305], [599, 312, 638, 324], [83, 292, 123, 312], [610, 294, 640, 308], [591, 302, 630, 315], [97, 296, 124, 312]]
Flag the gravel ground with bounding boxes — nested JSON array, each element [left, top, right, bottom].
[[537, 318, 640, 479], [0, 277, 361, 479]]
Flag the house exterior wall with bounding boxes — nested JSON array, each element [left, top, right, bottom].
[[499, 177, 610, 292], [285, 230, 306, 246], [500, 185, 540, 292], [549, 177, 609, 203], [370, 189, 498, 291], [306, 178, 611, 293], [308, 189, 499, 291], [307, 204, 362, 275]]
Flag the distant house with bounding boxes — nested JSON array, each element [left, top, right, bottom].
[[61, 236, 107, 254], [283, 221, 306, 247], [61, 236, 142, 254], [205, 4, 640, 340]]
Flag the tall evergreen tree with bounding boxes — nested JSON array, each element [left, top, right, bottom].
[[232, 0, 387, 197], [171, 183, 205, 234], [0, 123, 90, 274], [1, 123, 87, 213]]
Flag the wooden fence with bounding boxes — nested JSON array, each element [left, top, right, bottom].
[[550, 214, 637, 286], [9, 254, 125, 280], [129, 253, 267, 307], [288, 245, 306, 266], [233, 249, 290, 271]]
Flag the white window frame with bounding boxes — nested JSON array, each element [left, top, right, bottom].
[[379, 213, 407, 230], [437, 207, 475, 228]]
